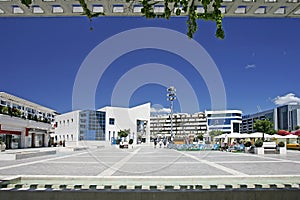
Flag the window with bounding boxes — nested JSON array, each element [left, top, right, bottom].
[[0, 100, 6, 105], [109, 118, 115, 125], [113, 5, 124, 13]]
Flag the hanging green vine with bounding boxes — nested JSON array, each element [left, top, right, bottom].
[[78, 0, 104, 30], [21, 0, 31, 8], [127, 0, 225, 39], [20, 0, 224, 39]]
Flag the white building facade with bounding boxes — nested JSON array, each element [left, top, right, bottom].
[[98, 103, 151, 144], [205, 110, 242, 134], [0, 92, 58, 149], [54, 103, 151, 145], [150, 112, 207, 140], [53, 110, 81, 145]]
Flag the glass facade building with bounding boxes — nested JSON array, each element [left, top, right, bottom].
[[79, 110, 106, 141], [205, 110, 242, 134], [241, 105, 300, 133]]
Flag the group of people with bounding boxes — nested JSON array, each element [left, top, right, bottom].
[[153, 138, 168, 148]]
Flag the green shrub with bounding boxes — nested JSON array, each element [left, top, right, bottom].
[[278, 141, 285, 147], [254, 139, 263, 147], [244, 141, 252, 147]]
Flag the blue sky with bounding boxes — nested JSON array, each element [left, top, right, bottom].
[[0, 16, 299, 115]]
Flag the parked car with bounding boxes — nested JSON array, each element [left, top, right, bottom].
[[286, 143, 300, 150]]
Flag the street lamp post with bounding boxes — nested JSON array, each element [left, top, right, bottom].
[[167, 86, 176, 142]]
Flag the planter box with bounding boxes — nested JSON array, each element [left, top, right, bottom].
[[245, 146, 251, 153], [254, 147, 264, 155], [279, 147, 287, 155], [0, 143, 6, 152]]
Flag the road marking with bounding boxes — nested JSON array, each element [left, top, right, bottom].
[[97, 148, 141, 176], [0, 151, 91, 171], [178, 151, 249, 176], [253, 155, 300, 164]]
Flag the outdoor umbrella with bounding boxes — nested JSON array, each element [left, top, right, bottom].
[[277, 130, 290, 136]]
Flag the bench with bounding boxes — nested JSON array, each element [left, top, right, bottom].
[[262, 142, 277, 153]]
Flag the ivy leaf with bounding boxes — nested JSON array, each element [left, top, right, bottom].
[[21, 0, 32, 8], [175, 8, 181, 16]]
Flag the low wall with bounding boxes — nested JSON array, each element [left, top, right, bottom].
[[0, 188, 300, 200], [65, 141, 108, 148]]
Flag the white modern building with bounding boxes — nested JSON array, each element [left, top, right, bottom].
[[98, 103, 151, 144], [53, 110, 81, 145], [0, 92, 58, 149], [1, 1, 300, 18], [205, 110, 242, 134], [54, 103, 151, 145]]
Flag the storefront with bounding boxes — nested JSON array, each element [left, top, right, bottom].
[[0, 115, 52, 149], [0, 125, 21, 149], [27, 129, 47, 148]]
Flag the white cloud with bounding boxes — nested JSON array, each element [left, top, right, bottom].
[[273, 93, 300, 106], [245, 64, 256, 69], [150, 107, 170, 115]]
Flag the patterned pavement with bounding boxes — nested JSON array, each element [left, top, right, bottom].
[[1, 145, 300, 186]]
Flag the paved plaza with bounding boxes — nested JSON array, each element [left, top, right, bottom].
[[1, 146, 300, 182]]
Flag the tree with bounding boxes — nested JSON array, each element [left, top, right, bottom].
[[118, 129, 130, 138], [19, 0, 224, 39], [253, 119, 274, 141], [197, 134, 204, 141], [2, 106, 9, 115], [209, 130, 222, 143], [209, 130, 222, 137]]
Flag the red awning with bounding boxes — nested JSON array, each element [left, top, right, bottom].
[[293, 130, 300, 136], [277, 130, 290, 136]]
